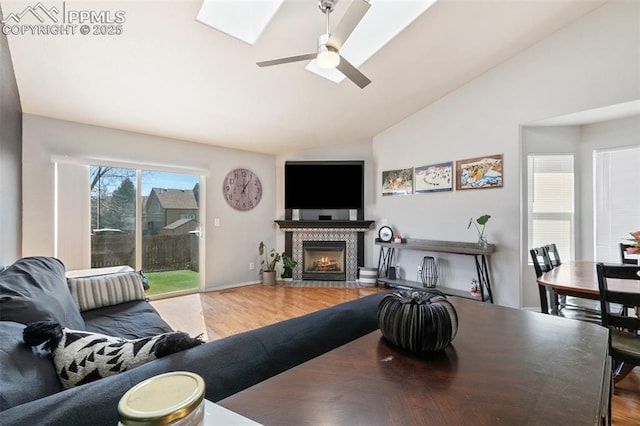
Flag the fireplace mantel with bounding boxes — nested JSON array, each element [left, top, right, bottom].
[[275, 220, 374, 230]]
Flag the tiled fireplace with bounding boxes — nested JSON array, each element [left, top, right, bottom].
[[275, 220, 374, 281]]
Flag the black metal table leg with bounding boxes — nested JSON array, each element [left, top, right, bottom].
[[377, 246, 394, 279], [474, 254, 494, 303]]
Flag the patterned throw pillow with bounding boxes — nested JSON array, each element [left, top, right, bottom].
[[23, 321, 204, 389], [67, 271, 147, 312]]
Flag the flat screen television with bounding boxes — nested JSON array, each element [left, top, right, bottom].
[[284, 161, 364, 210]]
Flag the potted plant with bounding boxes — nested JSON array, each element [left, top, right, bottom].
[[468, 214, 491, 247], [280, 253, 297, 280], [259, 241, 281, 285]]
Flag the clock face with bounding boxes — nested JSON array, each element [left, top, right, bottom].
[[379, 226, 393, 242], [223, 168, 262, 211]]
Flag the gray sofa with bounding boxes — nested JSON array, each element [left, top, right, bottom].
[[0, 256, 387, 425]]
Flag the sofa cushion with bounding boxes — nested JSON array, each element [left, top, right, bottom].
[[0, 321, 61, 411], [82, 300, 174, 339], [23, 321, 204, 389], [67, 271, 147, 312], [0, 257, 85, 329]]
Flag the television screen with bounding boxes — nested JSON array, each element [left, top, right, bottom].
[[284, 161, 364, 209]]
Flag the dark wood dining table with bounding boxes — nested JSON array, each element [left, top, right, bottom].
[[537, 260, 640, 309], [218, 297, 611, 425]]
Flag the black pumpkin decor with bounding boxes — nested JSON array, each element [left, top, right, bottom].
[[377, 290, 458, 353]]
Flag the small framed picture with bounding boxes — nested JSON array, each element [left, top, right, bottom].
[[456, 154, 503, 190], [382, 168, 413, 196], [414, 162, 453, 193]]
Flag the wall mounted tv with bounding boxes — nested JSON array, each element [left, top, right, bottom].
[[284, 161, 364, 210]]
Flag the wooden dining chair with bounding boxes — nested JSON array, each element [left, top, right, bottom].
[[596, 262, 640, 383], [530, 246, 555, 314], [620, 243, 637, 265], [543, 242, 605, 319]]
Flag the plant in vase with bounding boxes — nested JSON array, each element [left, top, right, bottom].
[[468, 214, 491, 247], [259, 241, 281, 285], [625, 231, 640, 255], [280, 253, 297, 280]]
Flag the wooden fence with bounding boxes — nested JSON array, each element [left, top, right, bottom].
[[91, 234, 198, 272]]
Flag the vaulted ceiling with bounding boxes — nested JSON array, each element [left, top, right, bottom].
[[4, 0, 608, 154]]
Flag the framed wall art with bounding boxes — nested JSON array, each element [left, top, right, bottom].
[[414, 162, 453, 193], [382, 168, 413, 196], [456, 154, 503, 190]]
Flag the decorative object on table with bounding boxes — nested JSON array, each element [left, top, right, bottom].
[[414, 162, 453, 193], [259, 241, 281, 285], [393, 234, 403, 243], [419, 256, 438, 288], [625, 231, 640, 255], [223, 168, 262, 211], [377, 290, 458, 353], [470, 278, 481, 298], [378, 225, 394, 242], [382, 168, 413, 196], [456, 154, 503, 190], [358, 267, 378, 287], [118, 371, 205, 426], [468, 214, 491, 247]]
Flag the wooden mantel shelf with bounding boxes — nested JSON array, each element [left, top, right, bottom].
[[275, 220, 375, 230]]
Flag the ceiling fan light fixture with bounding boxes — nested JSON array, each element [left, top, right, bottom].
[[317, 46, 340, 69]]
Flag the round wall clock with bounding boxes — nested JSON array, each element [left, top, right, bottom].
[[378, 226, 393, 242], [223, 168, 262, 211]]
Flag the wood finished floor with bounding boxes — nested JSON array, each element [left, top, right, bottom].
[[155, 283, 640, 425]]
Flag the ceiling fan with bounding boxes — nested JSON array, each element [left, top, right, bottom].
[[257, 0, 372, 89]]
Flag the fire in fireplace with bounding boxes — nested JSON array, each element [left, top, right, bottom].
[[302, 241, 346, 281]]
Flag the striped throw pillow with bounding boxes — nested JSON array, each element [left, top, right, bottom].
[[67, 272, 147, 312]]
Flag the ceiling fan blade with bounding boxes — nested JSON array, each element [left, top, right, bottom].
[[328, 0, 371, 49], [336, 55, 371, 88], [257, 53, 316, 67]]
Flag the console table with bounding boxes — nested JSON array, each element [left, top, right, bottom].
[[376, 238, 495, 303]]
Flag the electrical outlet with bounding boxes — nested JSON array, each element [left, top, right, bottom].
[[249, 262, 255, 270]]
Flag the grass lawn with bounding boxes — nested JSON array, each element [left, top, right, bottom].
[[145, 270, 199, 296]]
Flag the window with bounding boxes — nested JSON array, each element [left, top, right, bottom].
[[594, 146, 640, 262], [90, 166, 202, 297], [527, 155, 575, 262]]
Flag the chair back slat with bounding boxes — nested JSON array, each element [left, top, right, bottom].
[[530, 246, 553, 278], [544, 243, 562, 267]]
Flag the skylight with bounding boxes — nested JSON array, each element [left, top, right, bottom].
[[307, 0, 437, 84], [196, 0, 284, 46], [196, 0, 436, 84]]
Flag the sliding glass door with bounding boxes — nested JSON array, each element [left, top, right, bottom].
[[90, 166, 201, 297]]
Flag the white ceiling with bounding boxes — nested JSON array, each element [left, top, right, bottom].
[[4, 0, 609, 155]]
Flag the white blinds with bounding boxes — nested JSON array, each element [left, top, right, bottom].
[[527, 155, 575, 262], [594, 145, 640, 263]]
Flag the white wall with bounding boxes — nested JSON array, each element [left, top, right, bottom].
[[370, 1, 640, 307], [0, 10, 22, 266], [22, 114, 276, 290]]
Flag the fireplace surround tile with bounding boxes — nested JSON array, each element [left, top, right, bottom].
[[289, 228, 361, 281]]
